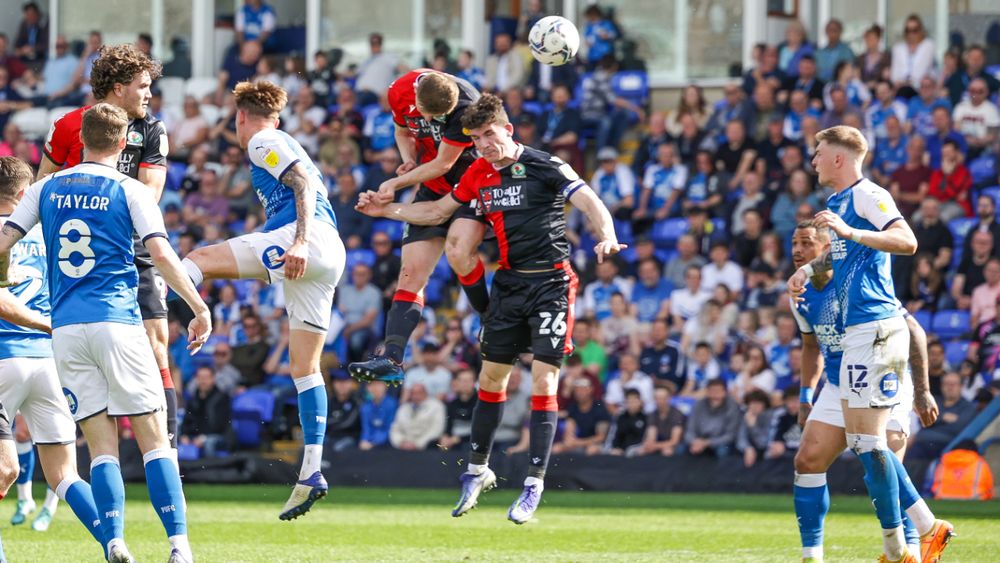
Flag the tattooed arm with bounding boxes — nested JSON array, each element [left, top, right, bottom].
[[906, 313, 939, 427], [0, 223, 26, 288], [277, 163, 318, 280], [787, 249, 832, 300]]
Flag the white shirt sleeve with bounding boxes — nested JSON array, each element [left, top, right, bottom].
[[123, 179, 167, 241], [247, 129, 301, 181], [852, 181, 903, 231], [616, 165, 635, 198], [789, 296, 813, 333], [642, 166, 655, 192], [6, 181, 42, 235], [672, 165, 688, 191]]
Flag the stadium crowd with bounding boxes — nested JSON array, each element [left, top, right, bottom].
[[1, 1, 997, 466]]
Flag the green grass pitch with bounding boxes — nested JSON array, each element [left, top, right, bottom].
[[3, 485, 998, 561]]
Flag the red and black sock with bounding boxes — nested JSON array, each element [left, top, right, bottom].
[[383, 290, 424, 363], [160, 368, 178, 448], [469, 389, 506, 466], [528, 395, 559, 480], [457, 260, 490, 315]]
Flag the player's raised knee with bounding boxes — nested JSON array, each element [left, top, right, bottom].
[[793, 447, 826, 474]]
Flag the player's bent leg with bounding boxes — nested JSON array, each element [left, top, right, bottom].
[[143, 317, 178, 450], [36, 444, 104, 548], [446, 218, 489, 315], [508, 358, 560, 525], [130, 411, 192, 562], [0, 434, 15, 563], [794, 420, 848, 563], [182, 240, 246, 282], [79, 413, 130, 561], [453, 360, 512, 517], [12, 438, 35, 525]]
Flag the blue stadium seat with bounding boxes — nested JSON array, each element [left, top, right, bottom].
[[944, 339, 971, 369], [611, 71, 649, 108], [345, 248, 376, 272], [651, 218, 688, 248], [931, 310, 970, 340], [711, 218, 727, 235], [166, 161, 186, 192], [614, 219, 633, 245], [372, 219, 404, 243], [424, 277, 447, 307], [948, 217, 977, 242], [912, 310, 933, 333], [618, 246, 637, 263], [177, 443, 200, 462], [231, 389, 275, 448], [980, 185, 1000, 208], [988, 65, 1000, 80], [522, 101, 544, 116], [431, 254, 452, 281], [969, 155, 996, 185]]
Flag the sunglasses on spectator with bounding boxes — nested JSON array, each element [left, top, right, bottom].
[[905, 26, 920, 33]]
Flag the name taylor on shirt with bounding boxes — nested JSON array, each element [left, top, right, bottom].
[[49, 193, 111, 211]]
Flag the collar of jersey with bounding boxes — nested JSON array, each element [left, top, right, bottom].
[[492, 143, 525, 171]]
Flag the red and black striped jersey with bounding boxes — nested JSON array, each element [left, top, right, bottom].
[[452, 145, 585, 270], [387, 69, 480, 195]]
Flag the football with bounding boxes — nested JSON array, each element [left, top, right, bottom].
[[528, 15, 580, 67]]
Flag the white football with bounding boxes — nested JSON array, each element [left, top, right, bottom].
[[528, 15, 580, 67]]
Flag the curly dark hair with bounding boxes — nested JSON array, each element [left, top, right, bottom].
[[233, 80, 288, 117], [90, 43, 162, 100], [459, 93, 509, 131]]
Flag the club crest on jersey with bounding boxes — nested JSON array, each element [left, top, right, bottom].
[[838, 199, 848, 215], [63, 387, 78, 415], [127, 131, 143, 146], [879, 372, 899, 398], [511, 163, 526, 178], [261, 245, 285, 270]]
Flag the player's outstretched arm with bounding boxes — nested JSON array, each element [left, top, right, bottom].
[[35, 157, 60, 183], [378, 142, 465, 200], [906, 313, 939, 427], [813, 209, 918, 255], [145, 237, 212, 353], [356, 190, 460, 226], [0, 289, 50, 334], [569, 185, 626, 263]]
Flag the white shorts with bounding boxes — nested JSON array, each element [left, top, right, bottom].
[[229, 221, 345, 333], [808, 378, 914, 437], [839, 316, 909, 409], [0, 357, 76, 444], [53, 322, 165, 422]]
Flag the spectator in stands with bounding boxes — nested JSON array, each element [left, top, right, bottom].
[[765, 386, 802, 458], [640, 319, 684, 390], [716, 120, 757, 189], [905, 253, 943, 313], [685, 379, 739, 457], [909, 372, 976, 459], [730, 172, 766, 235], [455, 49, 485, 91], [307, 50, 337, 105], [664, 234, 706, 289], [964, 195, 1000, 261], [581, 55, 645, 150], [705, 83, 752, 147], [494, 365, 530, 452], [221, 145, 255, 219], [635, 143, 687, 223], [608, 389, 649, 456], [700, 242, 743, 294], [359, 381, 397, 450], [483, 33, 526, 93], [742, 44, 783, 98], [285, 87, 326, 155], [743, 261, 782, 310], [890, 135, 931, 217], [946, 45, 1000, 106], [926, 340, 950, 398], [590, 147, 635, 221], [170, 96, 210, 163], [927, 139, 973, 221], [641, 385, 685, 456], [581, 260, 632, 321], [680, 298, 728, 358], [360, 95, 395, 154], [907, 76, 949, 138], [14, 2, 47, 65], [680, 150, 723, 218], [338, 263, 382, 363], [816, 20, 854, 82], [0, 34, 26, 80], [582, 4, 619, 70], [631, 259, 672, 325], [756, 117, 795, 184], [866, 80, 907, 143], [891, 14, 936, 92], [682, 342, 722, 398], [819, 86, 864, 130], [440, 319, 479, 373], [333, 87, 365, 138], [219, 39, 262, 96], [362, 145, 400, 194], [732, 210, 764, 268], [631, 112, 670, 177], [438, 368, 477, 450], [780, 55, 824, 108], [731, 344, 777, 400], [896, 198, 953, 301], [953, 78, 1000, 160], [538, 84, 582, 171], [134, 33, 153, 57], [770, 170, 820, 245], [41, 35, 80, 108], [278, 56, 305, 98], [665, 84, 709, 136], [0, 68, 29, 133], [601, 293, 640, 363], [605, 354, 655, 416], [675, 114, 705, 169], [748, 83, 780, 143], [871, 115, 908, 187], [330, 169, 371, 249], [553, 378, 610, 456], [856, 24, 889, 86], [953, 230, 994, 311], [370, 230, 400, 311], [737, 389, 772, 468], [194, 340, 241, 397], [924, 105, 967, 170], [971, 298, 1000, 373], [326, 373, 362, 451], [254, 56, 280, 85], [777, 20, 813, 79], [670, 266, 710, 333], [768, 314, 800, 389], [231, 313, 269, 388], [390, 382, 445, 450], [235, 0, 276, 49], [180, 367, 232, 457], [74, 30, 102, 100], [182, 169, 228, 228], [572, 319, 608, 382], [354, 33, 400, 106], [403, 343, 452, 402], [971, 258, 1000, 329], [558, 353, 603, 411]]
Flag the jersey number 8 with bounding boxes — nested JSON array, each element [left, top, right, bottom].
[[57, 219, 96, 278]]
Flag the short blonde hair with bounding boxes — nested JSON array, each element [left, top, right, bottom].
[[415, 72, 459, 116], [233, 80, 288, 118], [815, 125, 868, 159], [82, 103, 128, 153]]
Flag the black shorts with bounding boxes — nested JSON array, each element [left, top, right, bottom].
[[401, 185, 485, 245], [480, 265, 579, 364], [0, 403, 11, 441], [137, 263, 168, 320]]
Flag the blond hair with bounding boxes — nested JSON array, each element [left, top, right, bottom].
[[0, 156, 33, 204], [415, 72, 459, 116], [81, 103, 128, 153], [233, 80, 288, 118], [815, 125, 868, 159]]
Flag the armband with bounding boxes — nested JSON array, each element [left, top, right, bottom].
[[800, 386, 814, 404]]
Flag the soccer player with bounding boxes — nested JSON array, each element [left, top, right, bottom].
[[348, 69, 490, 383], [0, 156, 108, 555], [180, 81, 345, 520], [34, 44, 180, 449], [0, 106, 210, 563], [11, 421, 60, 531], [0, 399, 20, 561], [789, 220, 944, 563], [788, 126, 954, 563], [356, 93, 625, 523]]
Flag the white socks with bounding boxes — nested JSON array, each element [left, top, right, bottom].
[[467, 463, 486, 475], [16, 482, 32, 502], [906, 499, 936, 536], [300, 445, 322, 480], [882, 526, 907, 561], [802, 546, 823, 559], [169, 534, 192, 559], [42, 488, 58, 513], [524, 476, 544, 489]]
